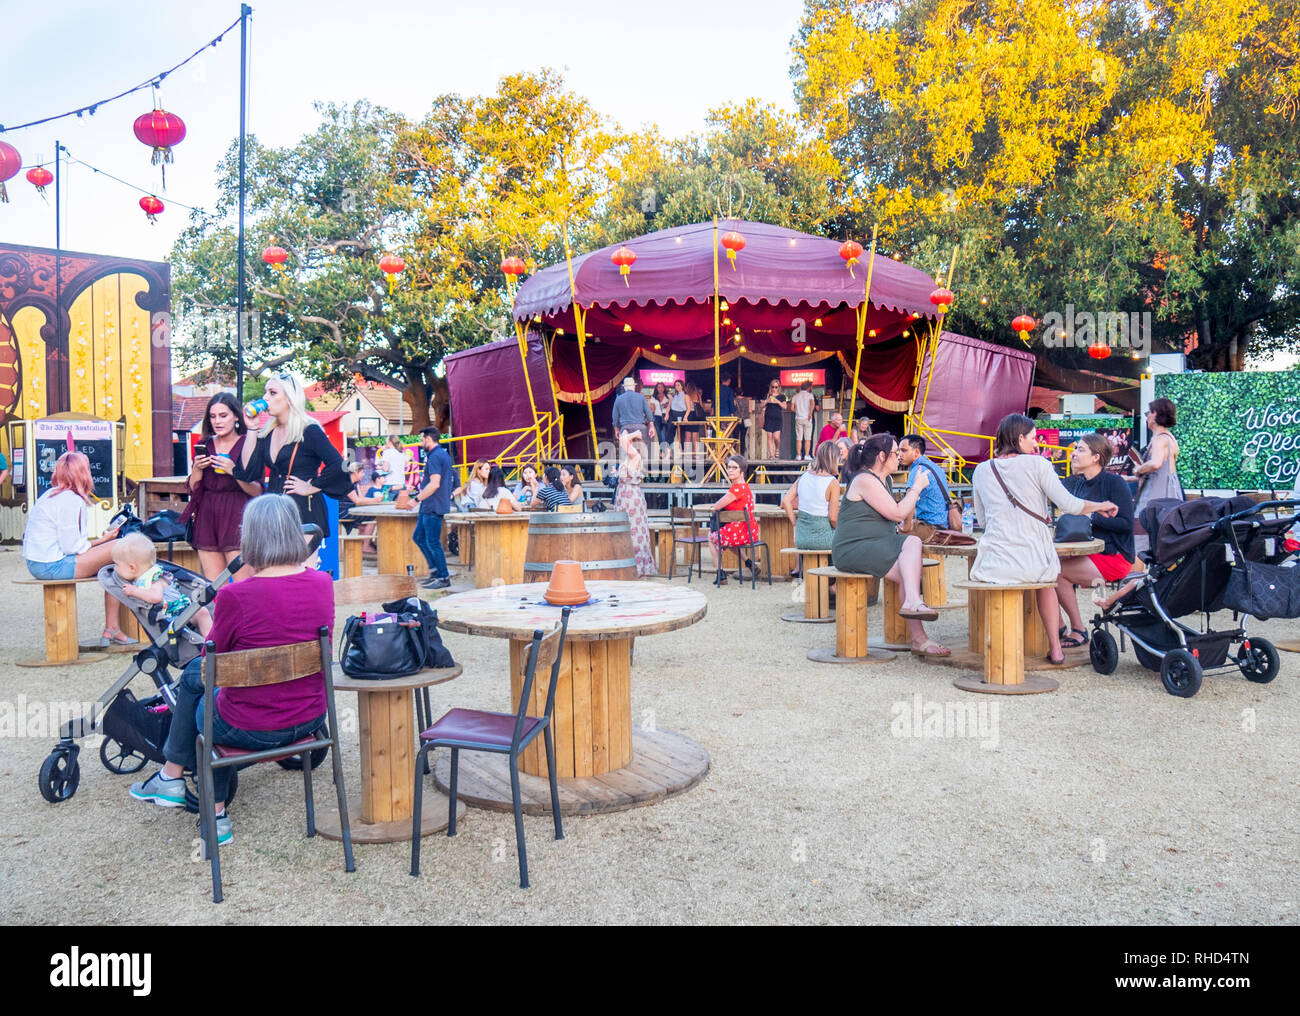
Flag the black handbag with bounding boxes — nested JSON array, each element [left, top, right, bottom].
[[382, 596, 456, 669], [339, 613, 426, 679], [1054, 514, 1094, 543], [1223, 561, 1300, 620]]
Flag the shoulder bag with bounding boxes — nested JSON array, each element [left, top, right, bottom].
[[989, 459, 1052, 527], [916, 458, 963, 531]]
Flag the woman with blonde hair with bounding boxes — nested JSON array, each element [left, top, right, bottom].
[[22, 451, 131, 644], [236, 373, 350, 561]]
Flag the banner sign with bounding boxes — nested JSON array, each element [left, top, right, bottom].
[[1040, 415, 1135, 475], [1156, 370, 1300, 490], [639, 369, 684, 387], [780, 369, 826, 387]]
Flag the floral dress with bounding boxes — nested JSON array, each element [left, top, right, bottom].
[[614, 461, 657, 576], [717, 482, 760, 547]]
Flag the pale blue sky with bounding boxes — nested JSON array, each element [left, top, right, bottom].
[[2, 0, 807, 262]]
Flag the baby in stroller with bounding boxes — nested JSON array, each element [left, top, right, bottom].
[[111, 533, 213, 638]]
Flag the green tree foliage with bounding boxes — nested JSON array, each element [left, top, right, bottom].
[[794, 0, 1300, 373]]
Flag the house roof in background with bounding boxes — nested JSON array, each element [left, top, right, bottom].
[[173, 394, 210, 432], [314, 383, 413, 426]]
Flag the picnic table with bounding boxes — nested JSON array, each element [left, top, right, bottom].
[[434, 580, 709, 815]]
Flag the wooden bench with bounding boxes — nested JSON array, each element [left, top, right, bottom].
[[806, 567, 895, 664], [13, 578, 109, 667], [339, 533, 367, 579], [780, 548, 832, 623], [951, 580, 1058, 694], [875, 558, 944, 650]]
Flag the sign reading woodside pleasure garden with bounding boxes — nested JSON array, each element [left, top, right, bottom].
[[1155, 371, 1300, 490]]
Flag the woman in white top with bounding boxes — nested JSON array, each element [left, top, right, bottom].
[[379, 435, 409, 490], [781, 441, 841, 551], [971, 414, 1118, 664], [478, 466, 519, 513], [453, 459, 490, 509], [22, 451, 132, 645]]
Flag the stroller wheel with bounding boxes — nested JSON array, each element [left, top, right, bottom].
[[38, 748, 81, 803], [100, 737, 149, 775], [1160, 649, 1203, 698], [1089, 629, 1119, 675], [1238, 639, 1280, 684]]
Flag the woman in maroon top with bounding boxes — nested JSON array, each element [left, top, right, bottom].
[[129, 494, 334, 845], [182, 393, 263, 580]]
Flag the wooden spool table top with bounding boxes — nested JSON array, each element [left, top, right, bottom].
[[954, 579, 1057, 591], [436, 581, 707, 642], [346, 504, 422, 519], [331, 661, 462, 693], [780, 547, 829, 557], [925, 536, 1105, 560], [807, 565, 871, 579], [13, 577, 103, 586]]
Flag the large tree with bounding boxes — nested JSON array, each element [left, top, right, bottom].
[[793, 0, 1300, 374]]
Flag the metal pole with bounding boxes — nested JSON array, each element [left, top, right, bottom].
[[235, 3, 251, 403]]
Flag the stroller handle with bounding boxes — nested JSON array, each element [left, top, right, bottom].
[[1224, 499, 1300, 523], [302, 523, 324, 556]]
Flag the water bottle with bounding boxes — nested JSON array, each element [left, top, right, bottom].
[[244, 398, 268, 420], [961, 501, 974, 535]]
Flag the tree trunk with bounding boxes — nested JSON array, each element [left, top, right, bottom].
[[401, 379, 431, 433], [430, 375, 452, 433]]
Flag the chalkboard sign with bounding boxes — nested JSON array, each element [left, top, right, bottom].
[[32, 418, 115, 500]]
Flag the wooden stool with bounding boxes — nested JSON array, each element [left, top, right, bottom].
[[806, 567, 895, 664], [952, 581, 1057, 694], [649, 524, 676, 578], [339, 533, 367, 579], [874, 559, 943, 650], [922, 556, 947, 605], [780, 548, 832, 623], [13, 578, 109, 667]]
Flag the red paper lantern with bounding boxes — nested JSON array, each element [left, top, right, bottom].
[[0, 141, 21, 203], [139, 195, 164, 224], [1088, 342, 1112, 360], [134, 108, 186, 189], [839, 240, 864, 277], [379, 253, 406, 294], [929, 287, 954, 314], [1011, 314, 1036, 344], [26, 166, 53, 197], [610, 246, 636, 287], [500, 256, 526, 277], [262, 245, 289, 271], [720, 230, 746, 269]]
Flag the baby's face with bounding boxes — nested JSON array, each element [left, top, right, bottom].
[[115, 558, 149, 581]]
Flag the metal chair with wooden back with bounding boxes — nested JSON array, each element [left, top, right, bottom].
[[669, 507, 711, 581], [411, 608, 571, 889], [196, 625, 355, 904]]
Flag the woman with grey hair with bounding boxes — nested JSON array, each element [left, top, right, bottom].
[[128, 494, 335, 848]]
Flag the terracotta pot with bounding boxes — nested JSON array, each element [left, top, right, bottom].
[[544, 559, 589, 605], [394, 490, 414, 510]]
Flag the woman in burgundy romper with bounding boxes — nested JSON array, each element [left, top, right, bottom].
[[183, 393, 263, 580]]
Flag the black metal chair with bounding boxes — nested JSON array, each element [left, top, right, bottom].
[[669, 507, 711, 581], [196, 626, 355, 904], [411, 607, 571, 889], [716, 504, 772, 589]]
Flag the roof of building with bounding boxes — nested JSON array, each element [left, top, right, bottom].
[[314, 383, 412, 426], [173, 394, 211, 433]]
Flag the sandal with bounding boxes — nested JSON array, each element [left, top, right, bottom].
[[1045, 652, 1066, 665], [898, 604, 940, 621], [1059, 627, 1089, 649], [100, 627, 138, 647], [911, 639, 951, 657]]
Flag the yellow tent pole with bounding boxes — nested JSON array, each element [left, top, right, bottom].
[[846, 224, 879, 431], [712, 216, 720, 423], [540, 333, 568, 458], [563, 228, 600, 465], [513, 318, 543, 456], [919, 243, 960, 417]]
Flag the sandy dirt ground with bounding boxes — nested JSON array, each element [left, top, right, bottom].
[[2, 545, 1297, 925]]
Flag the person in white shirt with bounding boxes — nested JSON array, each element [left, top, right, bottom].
[[22, 451, 133, 645], [791, 381, 816, 459], [379, 435, 408, 490]]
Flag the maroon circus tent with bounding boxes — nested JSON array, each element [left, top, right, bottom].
[[511, 219, 940, 414]]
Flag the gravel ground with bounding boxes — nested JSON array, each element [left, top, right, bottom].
[[2, 545, 1297, 925]]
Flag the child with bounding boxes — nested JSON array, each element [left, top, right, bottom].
[[111, 533, 213, 637]]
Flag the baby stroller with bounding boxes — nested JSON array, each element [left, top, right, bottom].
[[37, 520, 329, 804], [1088, 496, 1300, 697]]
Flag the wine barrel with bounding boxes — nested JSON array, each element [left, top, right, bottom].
[[524, 512, 637, 582]]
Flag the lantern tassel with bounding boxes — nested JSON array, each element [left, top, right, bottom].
[[846, 258, 857, 279], [726, 250, 737, 269]]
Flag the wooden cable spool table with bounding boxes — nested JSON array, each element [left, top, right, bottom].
[[806, 567, 895, 664], [780, 548, 833, 623], [435, 581, 709, 815], [873, 558, 945, 651], [346, 504, 431, 577]]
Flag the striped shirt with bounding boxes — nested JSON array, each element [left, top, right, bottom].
[[537, 484, 570, 510]]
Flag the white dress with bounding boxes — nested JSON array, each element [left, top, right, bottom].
[[970, 454, 1086, 584]]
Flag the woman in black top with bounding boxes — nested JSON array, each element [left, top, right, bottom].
[[236, 374, 352, 547], [1057, 434, 1134, 646], [761, 380, 785, 459]]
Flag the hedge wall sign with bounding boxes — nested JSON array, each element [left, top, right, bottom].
[[1155, 371, 1300, 490]]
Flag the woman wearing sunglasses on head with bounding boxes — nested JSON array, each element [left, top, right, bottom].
[[236, 374, 352, 560]]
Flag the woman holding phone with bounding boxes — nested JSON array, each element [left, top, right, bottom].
[[184, 393, 262, 580]]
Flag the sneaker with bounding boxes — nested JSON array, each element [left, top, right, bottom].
[[428, 577, 451, 589], [198, 812, 233, 847], [419, 574, 439, 587], [129, 770, 187, 808]]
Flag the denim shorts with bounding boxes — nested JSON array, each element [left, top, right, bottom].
[[27, 555, 77, 580]]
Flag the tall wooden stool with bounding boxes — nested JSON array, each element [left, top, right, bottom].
[[952, 581, 1057, 694], [806, 567, 895, 664], [339, 533, 367, 578], [649, 523, 676, 577], [781, 548, 832, 623], [873, 558, 943, 651], [13, 578, 109, 667], [922, 556, 947, 605]]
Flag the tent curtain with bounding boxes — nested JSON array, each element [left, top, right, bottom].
[[835, 342, 917, 413], [548, 343, 640, 403]]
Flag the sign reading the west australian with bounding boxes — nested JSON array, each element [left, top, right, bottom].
[[1155, 371, 1300, 490]]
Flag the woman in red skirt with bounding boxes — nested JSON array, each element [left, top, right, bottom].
[[708, 454, 761, 585]]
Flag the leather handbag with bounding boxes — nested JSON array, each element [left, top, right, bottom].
[[925, 529, 977, 547], [382, 596, 456, 669], [1223, 561, 1300, 620], [1054, 514, 1094, 543], [339, 613, 425, 679]]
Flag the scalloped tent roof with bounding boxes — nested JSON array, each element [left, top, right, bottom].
[[511, 219, 940, 357]]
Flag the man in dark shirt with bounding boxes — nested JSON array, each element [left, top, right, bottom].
[[611, 377, 655, 441], [413, 426, 454, 587], [717, 375, 735, 419]]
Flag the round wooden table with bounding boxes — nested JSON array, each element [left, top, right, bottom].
[[317, 663, 464, 844], [445, 510, 537, 587], [435, 580, 710, 815], [347, 504, 429, 576]]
